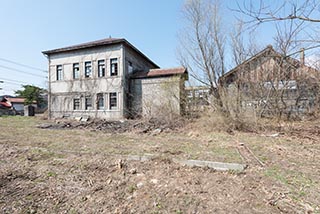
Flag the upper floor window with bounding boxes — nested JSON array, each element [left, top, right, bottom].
[[97, 93, 104, 110], [85, 96, 92, 110], [128, 61, 133, 74], [84, 61, 92, 78], [110, 58, 118, 76], [56, 65, 63, 80], [98, 60, 105, 77], [109, 92, 117, 110], [73, 63, 80, 79], [73, 98, 80, 110]]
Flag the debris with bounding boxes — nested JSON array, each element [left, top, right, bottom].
[[129, 168, 137, 174], [117, 159, 124, 169], [80, 117, 90, 122], [237, 143, 265, 167], [74, 117, 82, 121], [36, 118, 182, 134], [36, 124, 52, 129], [151, 128, 162, 135], [136, 182, 144, 188], [150, 179, 158, 184], [173, 159, 246, 171], [267, 133, 280, 137]]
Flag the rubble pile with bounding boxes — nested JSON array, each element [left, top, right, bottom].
[[37, 117, 185, 134]]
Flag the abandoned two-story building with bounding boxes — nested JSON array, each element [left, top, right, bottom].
[[42, 38, 188, 119]]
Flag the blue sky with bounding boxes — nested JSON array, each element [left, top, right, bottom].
[[0, 0, 275, 95]]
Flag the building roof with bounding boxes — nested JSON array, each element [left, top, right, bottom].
[[42, 38, 159, 68], [131, 67, 188, 79], [8, 97, 25, 103], [221, 45, 276, 80], [220, 45, 320, 86], [7, 97, 36, 104]]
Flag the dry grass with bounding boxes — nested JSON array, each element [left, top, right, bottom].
[[0, 116, 319, 213]]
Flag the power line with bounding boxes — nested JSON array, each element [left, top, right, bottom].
[[0, 65, 46, 78], [0, 78, 45, 89], [2, 81, 22, 86], [0, 57, 47, 72], [0, 77, 30, 85]]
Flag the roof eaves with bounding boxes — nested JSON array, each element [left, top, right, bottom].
[[221, 45, 277, 79], [42, 38, 125, 55], [123, 40, 159, 68]]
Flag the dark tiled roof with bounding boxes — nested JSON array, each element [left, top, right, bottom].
[[131, 67, 187, 79], [42, 38, 123, 54], [42, 38, 159, 68]]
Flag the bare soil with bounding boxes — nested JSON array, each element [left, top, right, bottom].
[[0, 116, 319, 213]]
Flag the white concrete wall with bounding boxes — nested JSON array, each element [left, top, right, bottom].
[[47, 44, 160, 120], [123, 46, 158, 117], [48, 44, 125, 119], [131, 76, 183, 118]]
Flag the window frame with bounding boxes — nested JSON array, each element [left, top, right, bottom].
[[56, 65, 63, 81], [73, 63, 80, 79], [98, 60, 105, 77], [97, 93, 104, 110], [85, 96, 92, 110], [73, 98, 80, 110], [110, 58, 118, 76], [109, 92, 118, 110], [84, 61, 92, 78]]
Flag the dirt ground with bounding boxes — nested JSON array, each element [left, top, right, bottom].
[[0, 116, 319, 213]]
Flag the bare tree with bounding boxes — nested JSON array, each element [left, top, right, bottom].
[[178, 0, 226, 104], [235, 0, 320, 52], [236, 0, 320, 24]]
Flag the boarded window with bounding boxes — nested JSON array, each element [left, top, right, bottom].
[[73, 63, 80, 79], [109, 92, 117, 110], [110, 58, 118, 76], [97, 93, 104, 110], [85, 61, 92, 78], [73, 98, 80, 110], [85, 96, 92, 110], [56, 65, 63, 80], [98, 60, 105, 77]]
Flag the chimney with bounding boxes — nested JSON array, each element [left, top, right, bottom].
[[300, 48, 305, 66]]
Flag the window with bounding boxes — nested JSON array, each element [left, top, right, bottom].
[[109, 92, 117, 110], [128, 61, 133, 74], [73, 98, 80, 110], [110, 58, 118, 76], [56, 65, 63, 80], [84, 61, 92, 78], [85, 96, 92, 110], [97, 93, 104, 110], [73, 63, 80, 79], [98, 60, 105, 77]]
